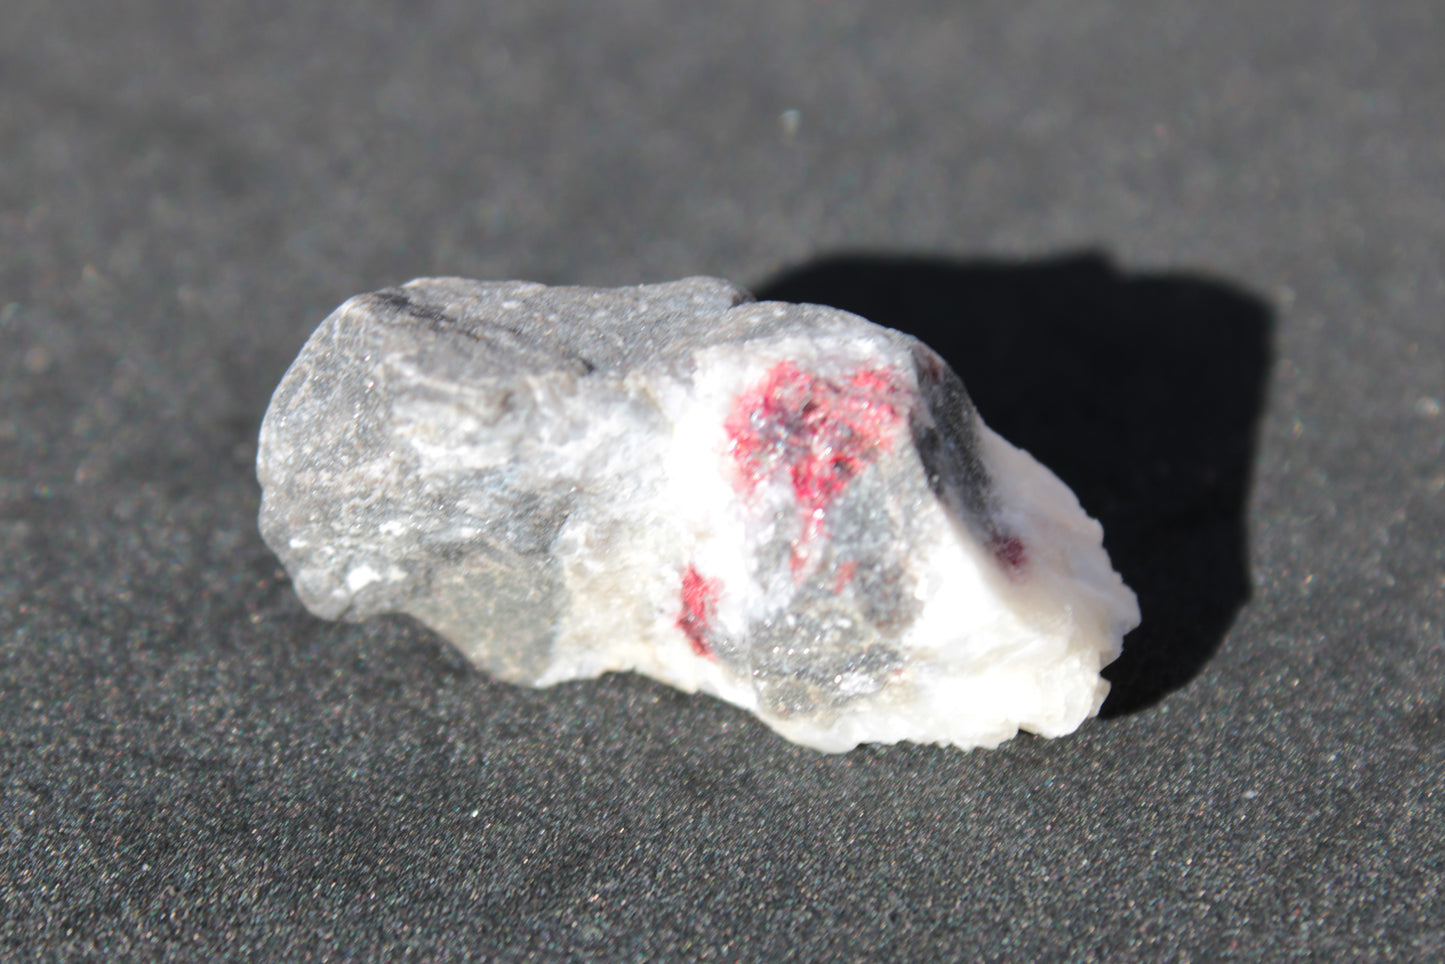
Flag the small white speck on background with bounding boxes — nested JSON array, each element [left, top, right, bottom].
[[779, 109, 801, 140]]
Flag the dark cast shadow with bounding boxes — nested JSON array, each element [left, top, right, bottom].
[[753, 252, 1274, 716]]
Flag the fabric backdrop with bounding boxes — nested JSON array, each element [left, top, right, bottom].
[[3, 1, 1441, 958]]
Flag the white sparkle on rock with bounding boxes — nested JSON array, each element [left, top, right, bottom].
[[345, 565, 382, 592], [257, 277, 1140, 752]]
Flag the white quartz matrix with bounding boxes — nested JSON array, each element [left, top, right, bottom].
[[258, 277, 1139, 752]]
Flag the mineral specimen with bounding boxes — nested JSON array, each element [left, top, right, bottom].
[[257, 277, 1139, 752]]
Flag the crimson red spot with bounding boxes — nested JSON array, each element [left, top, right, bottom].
[[677, 565, 722, 657], [725, 361, 905, 538], [991, 533, 1028, 574], [832, 559, 858, 594]]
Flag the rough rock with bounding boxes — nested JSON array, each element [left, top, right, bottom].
[[257, 277, 1140, 752]]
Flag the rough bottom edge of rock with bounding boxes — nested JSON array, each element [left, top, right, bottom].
[[257, 276, 1141, 754], [495, 426, 1134, 755]]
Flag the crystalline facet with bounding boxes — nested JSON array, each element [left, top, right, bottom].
[[257, 277, 1139, 752]]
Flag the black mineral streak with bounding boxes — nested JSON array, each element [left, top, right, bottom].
[[370, 289, 452, 328]]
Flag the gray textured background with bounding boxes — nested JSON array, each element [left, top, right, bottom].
[[3, 1, 1442, 959]]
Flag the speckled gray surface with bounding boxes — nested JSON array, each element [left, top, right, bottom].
[[2, 1, 1441, 959]]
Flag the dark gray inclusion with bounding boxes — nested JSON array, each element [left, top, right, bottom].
[[744, 458, 920, 718], [909, 344, 1002, 542]]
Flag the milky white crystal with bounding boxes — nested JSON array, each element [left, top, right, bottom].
[[257, 277, 1139, 752]]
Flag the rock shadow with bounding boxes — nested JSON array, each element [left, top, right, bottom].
[[754, 252, 1274, 716]]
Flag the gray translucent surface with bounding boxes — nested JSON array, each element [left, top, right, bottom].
[[2, 1, 1442, 959]]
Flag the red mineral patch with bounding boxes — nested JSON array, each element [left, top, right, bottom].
[[990, 533, 1028, 576], [677, 565, 722, 657], [725, 361, 905, 537]]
